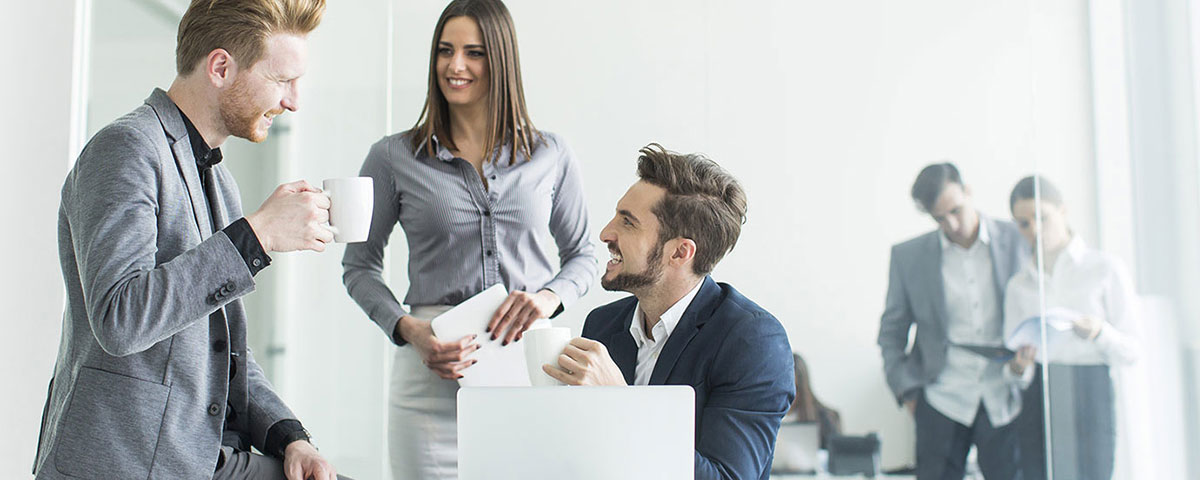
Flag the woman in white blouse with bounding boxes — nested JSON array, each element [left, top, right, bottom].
[[1003, 175, 1139, 480]]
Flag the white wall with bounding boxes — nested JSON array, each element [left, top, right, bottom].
[[0, 2, 77, 479]]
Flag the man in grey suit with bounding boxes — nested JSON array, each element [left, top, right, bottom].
[[878, 163, 1031, 480], [33, 1, 346, 479]]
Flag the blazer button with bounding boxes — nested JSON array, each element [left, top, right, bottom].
[[252, 258, 262, 268], [208, 403, 221, 416], [213, 339, 227, 352]]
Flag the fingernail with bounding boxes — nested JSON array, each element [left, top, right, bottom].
[[502, 340, 509, 346], [485, 326, 491, 333], [491, 335, 497, 341]]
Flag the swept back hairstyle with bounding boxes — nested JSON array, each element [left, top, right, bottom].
[[176, 0, 326, 75], [412, 0, 540, 164], [636, 144, 747, 276], [1009, 175, 1065, 212], [911, 162, 963, 213]]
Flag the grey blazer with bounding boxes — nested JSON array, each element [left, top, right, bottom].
[[877, 216, 1028, 404], [34, 89, 297, 479]]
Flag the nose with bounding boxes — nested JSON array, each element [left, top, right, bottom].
[[599, 219, 617, 244], [281, 80, 299, 112], [449, 51, 467, 72]]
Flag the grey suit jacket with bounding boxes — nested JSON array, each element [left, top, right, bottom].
[[877, 216, 1028, 404], [34, 89, 297, 479]]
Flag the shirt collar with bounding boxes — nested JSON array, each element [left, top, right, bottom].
[[424, 133, 513, 165], [629, 279, 705, 348], [939, 216, 991, 251], [176, 104, 222, 170]]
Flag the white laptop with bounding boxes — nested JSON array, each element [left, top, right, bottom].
[[458, 386, 694, 480], [771, 421, 822, 474]]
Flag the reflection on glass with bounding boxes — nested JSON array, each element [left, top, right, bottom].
[[1004, 175, 1139, 480]]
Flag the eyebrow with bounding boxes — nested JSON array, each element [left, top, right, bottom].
[[618, 209, 640, 225], [438, 41, 486, 49]]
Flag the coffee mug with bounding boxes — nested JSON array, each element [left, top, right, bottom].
[[322, 177, 374, 243], [523, 327, 572, 386]]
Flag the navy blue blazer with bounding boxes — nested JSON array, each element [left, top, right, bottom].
[[582, 277, 796, 480]]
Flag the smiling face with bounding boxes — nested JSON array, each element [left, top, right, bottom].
[[435, 16, 490, 110], [218, 33, 306, 143], [599, 181, 669, 294]]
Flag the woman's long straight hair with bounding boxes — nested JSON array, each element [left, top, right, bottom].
[[411, 0, 540, 164]]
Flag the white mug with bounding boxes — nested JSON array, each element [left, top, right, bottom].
[[322, 177, 374, 243], [523, 327, 572, 386]]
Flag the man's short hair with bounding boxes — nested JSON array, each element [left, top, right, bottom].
[[176, 0, 326, 75], [910, 162, 963, 213], [636, 144, 747, 276]]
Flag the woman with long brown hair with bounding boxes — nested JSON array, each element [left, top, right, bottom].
[[342, 1, 597, 478], [786, 353, 842, 449]]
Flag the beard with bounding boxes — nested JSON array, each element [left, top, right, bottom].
[[218, 76, 278, 143], [601, 241, 664, 292]]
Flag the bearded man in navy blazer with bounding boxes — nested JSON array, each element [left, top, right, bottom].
[[541, 144, 795, 480]]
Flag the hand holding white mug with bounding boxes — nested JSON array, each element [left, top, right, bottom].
[[321, 177, 374, 243], [245, 180, 333, 252], [542, 337, 627, 386]]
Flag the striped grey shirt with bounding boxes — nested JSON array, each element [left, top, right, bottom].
[[342, 130, 598, 344]]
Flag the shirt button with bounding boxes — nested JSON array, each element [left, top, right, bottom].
[[208, 403, 221, 416], [485, 250, 494, 257], [213, 339, 227, 352], [490, 175, 497, 181], [484, 210, 492, 217]]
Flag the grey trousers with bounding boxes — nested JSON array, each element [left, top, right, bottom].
[[212, 446, 353, 480]]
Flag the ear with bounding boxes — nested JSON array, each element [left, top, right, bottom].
[[667, 238, 697, 268], [204, 48, 237, 88]]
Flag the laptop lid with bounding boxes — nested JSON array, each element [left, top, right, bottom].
[[458, 386, 694, 480]]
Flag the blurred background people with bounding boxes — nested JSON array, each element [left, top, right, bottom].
[[878, 163, 1029, 480], [1004, 175, 1140, 480]]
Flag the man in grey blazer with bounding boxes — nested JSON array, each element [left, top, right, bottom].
[[878, 163, 1030, 480], [34, 1, 346, 479]]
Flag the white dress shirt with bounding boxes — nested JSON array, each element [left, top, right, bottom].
[[629, 280, 705, 386], [1003, 235, 1139, 367], [924, 222, 1025, 427]]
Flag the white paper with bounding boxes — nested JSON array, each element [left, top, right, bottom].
[[1005, 307, 1084, 362], [430, 284, 551, 387]]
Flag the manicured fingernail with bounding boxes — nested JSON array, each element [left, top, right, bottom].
[[491, 334, 497, 341], [502, 340, 509, 346], [485, 325, 491, 333]]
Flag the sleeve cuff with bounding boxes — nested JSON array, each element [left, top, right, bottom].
[[541, 279, 581, 313], [224, 218, 271, 276], [264, 419, 309, 458]]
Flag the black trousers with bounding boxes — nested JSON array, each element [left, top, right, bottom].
[[1015, 364, 1115, 480], [915, 392, 1022, 480]]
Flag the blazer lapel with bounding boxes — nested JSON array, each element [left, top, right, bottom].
[[648, 277, 719, 385], [606, 302, 639, 386], [145, 89, 211, 239], [924, 233, 949, 332]]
